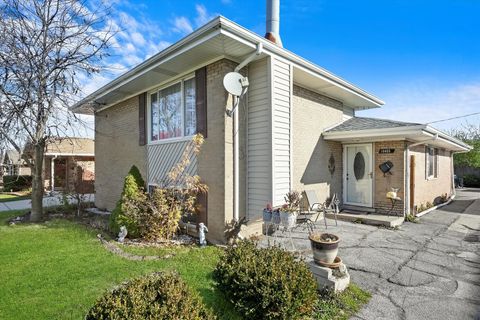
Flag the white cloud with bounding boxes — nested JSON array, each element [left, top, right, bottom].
[[131, 32, 146, 46], [359, 81, 480, 131], [194, 4, 215, 27], [173, 16, 193, 34]]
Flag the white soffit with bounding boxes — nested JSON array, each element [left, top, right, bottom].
[[72, 16, 384, 114], [73, 31, 263, 114], [292, 67, 380, 110]]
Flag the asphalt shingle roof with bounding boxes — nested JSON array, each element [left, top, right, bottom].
[[326, 117, 421, 132]]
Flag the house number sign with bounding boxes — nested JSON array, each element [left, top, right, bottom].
[[379, 148, 395, 154]]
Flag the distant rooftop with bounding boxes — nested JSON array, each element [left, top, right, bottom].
[[326, 117, 421, 132]]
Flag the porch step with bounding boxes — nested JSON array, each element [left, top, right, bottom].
[[342, 205, 376, 213], [325, 211, 404, 228]]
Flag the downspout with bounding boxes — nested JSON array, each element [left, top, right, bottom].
[[231, 43, 263, 221], [405, 134, 438, 216]]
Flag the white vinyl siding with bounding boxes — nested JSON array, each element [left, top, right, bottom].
[[247, 58, 272, 219], [271, 57, 292, 205], [343, 106, 355, 120]]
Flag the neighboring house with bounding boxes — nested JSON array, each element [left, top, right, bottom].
[[42, 138, 95, 193], [71, 13, 470, 243], [2, 150, 31, 176], [20, 138, 95, 193]]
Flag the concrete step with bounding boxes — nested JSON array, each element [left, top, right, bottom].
[[325, 211, 404, 227], [342, 204, 376, 213]]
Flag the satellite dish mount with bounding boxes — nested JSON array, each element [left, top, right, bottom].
[[223, 72, 249, 117]]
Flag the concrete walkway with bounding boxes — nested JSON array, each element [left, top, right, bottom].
[[262, 188, 480, 320], [0, 194, 94, 212]]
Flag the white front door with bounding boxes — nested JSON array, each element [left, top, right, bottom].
[[344, 144, 373, 207]]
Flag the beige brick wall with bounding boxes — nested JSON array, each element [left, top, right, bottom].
[[410, 145, 453, 209], [374, 141, 405, 215], [95, 96, 147, 210], [197, 59, 246, 243], [292, 85, 344, 205]]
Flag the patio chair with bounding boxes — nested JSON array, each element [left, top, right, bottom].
[[297, 190, 328, 230]]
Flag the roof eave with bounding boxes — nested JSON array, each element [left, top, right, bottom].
[[323, 124, 472, 152], [70, 16, 224, 113], [71, 16, 384, 113], [217, 17, 384, 107]]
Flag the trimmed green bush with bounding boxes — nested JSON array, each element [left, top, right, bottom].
[[109, 165, 145, 237], [463, 174, 480, 187], [85, 272, 216, 320], [213, 241, 318, 320], [2, 175, 32, 192]]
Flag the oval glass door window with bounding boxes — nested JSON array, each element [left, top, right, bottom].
[[354, 152, 365, 180]]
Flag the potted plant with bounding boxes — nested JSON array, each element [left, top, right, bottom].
[[272, 208, 281, 225], [279, 191, 300, 229], [309, 233, 340, 265], [263, 203, 272, 223]]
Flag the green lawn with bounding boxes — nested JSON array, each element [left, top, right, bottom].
[[0, 210, 240, 320], [0, 210, 370, 320], [0, 193, 30, 202]]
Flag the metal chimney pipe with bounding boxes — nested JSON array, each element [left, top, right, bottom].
[[265, 0, 282, 47]]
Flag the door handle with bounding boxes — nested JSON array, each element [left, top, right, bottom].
[[368, 172, 373, 178]]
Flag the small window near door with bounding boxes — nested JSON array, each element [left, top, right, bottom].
[[426, 146, 438, 179]]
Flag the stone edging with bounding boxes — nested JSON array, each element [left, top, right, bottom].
[[96, 234, 175, 261], [415, 196, 454, 218]]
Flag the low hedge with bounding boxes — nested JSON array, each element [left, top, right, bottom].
[[213, 240, 318, 320], [463, 174, 480, 188], [85, 272, 216, 320], [2, 175, 32, 192]]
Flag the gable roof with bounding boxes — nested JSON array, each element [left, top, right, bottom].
[[71, 16, 384, 114], [326, 117, 421, 132]]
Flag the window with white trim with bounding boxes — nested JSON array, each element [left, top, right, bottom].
[[150, 77, 196, 142], [426, 146, 438, 179]]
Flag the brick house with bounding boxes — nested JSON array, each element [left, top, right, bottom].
[[71, 15, 470, 243]]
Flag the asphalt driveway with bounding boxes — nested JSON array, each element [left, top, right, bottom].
[[263, 189, 480, 320]]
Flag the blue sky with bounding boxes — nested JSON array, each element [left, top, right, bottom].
[[87, 0, 480, 132]]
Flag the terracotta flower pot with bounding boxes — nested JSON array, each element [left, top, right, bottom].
[[309, 233, 340, 265]]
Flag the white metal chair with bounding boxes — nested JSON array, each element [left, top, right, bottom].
[[298, 190, 338, 230]]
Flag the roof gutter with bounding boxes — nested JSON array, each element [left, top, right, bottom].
[[70, 17, 223, 112], [324, 124, 471, 151], [218, 18, 384, 107]]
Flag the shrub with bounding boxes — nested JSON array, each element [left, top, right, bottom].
[[2, 175, 32, 192], [85, 272, 215, 320], [109, 165, 145, 237], [463, 174, 480, 187], [213, 240, 318, 320], [121, 187, 182, 241]]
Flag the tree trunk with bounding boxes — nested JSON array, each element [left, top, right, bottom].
[[30, 143, 45, 222]]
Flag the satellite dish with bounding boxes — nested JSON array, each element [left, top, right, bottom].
[[223, 72, 244, 96]]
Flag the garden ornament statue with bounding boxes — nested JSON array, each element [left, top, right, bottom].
[[198, 222, 208, 247], [118, 226, 128, 243]]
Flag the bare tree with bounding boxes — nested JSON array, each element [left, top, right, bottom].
[[0, 0, 114, 221]]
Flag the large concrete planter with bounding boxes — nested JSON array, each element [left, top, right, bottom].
[[309, 233, 340, 264]]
